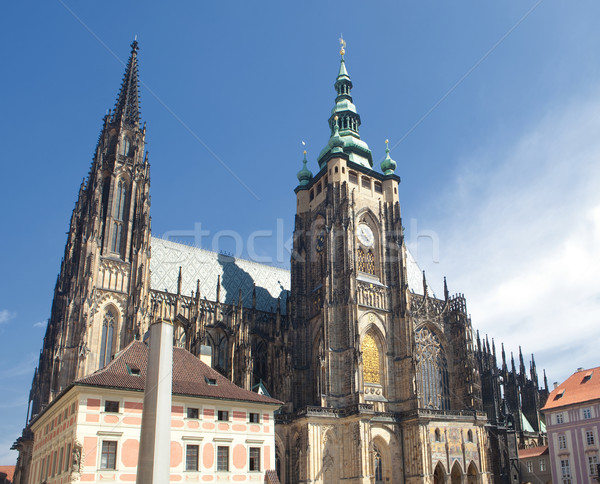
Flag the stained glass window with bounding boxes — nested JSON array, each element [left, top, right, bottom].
[[415, 327, 450, 410]]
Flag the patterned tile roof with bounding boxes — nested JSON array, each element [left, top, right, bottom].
[[542, 366, 600, 411], [150, 237, 289, 313], [150, 238, 430, 311], [76, 341, 282, 406]]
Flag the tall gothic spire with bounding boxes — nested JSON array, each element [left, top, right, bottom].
[[112, 39, 141, 128]]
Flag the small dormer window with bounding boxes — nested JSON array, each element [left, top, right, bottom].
[[362, 177, 371, 190], [205, 376, 217, 386], [349, 171, 358, 184], [374, 181, 382, 194]]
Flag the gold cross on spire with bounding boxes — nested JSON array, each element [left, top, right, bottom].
[[339, 35, 346, 56]]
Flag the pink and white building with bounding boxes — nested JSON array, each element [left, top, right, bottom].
[[542, 366, 600, 484], [27, 341, 282, 483]]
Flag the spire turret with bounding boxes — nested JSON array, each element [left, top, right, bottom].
[[112, 40, 141, 128], [296, 151, 313, 187], [381, 139, 397, 175], [318, 39, 373, 169]]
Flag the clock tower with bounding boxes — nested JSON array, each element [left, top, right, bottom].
[[277, 41, 487, 484]]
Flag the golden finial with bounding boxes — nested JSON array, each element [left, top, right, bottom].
[[303, 150, 307, 155], [385, 139, 389, 146], [334, 115, 339, 121], [339, 35, 346, 56]]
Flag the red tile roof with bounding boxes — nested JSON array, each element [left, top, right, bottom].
[[75, 341, 282, 406], [265, 469, 281, 483], [518, 445, 549, 459], [0, 465, 15, 481], [542, 366, 600, 411]]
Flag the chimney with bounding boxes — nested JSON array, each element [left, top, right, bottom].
[[199, 345, 212, 367], [553, 382, 558, 389]]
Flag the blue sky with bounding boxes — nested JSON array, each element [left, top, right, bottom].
[[2, 0, 600, 464]]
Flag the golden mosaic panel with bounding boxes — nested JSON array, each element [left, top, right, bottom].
[[362, 333, 380, 383]]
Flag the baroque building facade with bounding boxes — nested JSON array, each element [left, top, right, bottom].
[[13, 41, 548, 484]]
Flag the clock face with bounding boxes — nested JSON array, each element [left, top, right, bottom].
[[316, 230, 326, 252], [357, 223, 375, 248]]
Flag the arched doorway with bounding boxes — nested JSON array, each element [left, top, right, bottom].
[[451, 461, 463, 484], [434, 462, 446, 484], [467, 462, 479, 484]]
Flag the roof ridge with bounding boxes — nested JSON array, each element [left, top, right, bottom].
[[151, 236, 291, 273]]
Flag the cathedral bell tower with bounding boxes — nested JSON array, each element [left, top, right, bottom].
[[28, 41, 152, 418], [290, 42, 402, 412]]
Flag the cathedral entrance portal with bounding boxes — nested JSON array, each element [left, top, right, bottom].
[[451, 462, 463, 484], [434, 462, 446, 484]]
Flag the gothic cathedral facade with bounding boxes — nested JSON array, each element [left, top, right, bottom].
[[13, 42, 548, 484]]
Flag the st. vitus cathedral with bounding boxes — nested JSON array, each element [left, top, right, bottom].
[[13, 41, 549, 484]]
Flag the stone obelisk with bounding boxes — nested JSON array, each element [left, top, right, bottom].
[[136, 307, 173, 484]]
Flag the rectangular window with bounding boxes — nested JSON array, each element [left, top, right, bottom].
[[589, 455, 598, 476], [58, 446, 64, 475], [249, 447, 261, 472], [561, 459, 571, 484], [40, 457, 45, 482], [374, 181, 383, 194], [349, 171, 358, 184], [187, 407, 199, 419], [64, 408, 68, 420], [45, 454, 51, 479], [217, 446, 229, 471], [52, 450, 57, 476], [559, 435, 567, 449], [310, 189, 314, 201], [557, 413, 564, 424], [186, 445, 199, 471], [584, 408, 592, 419], [100, 441, 117, 470], [526, 460, 533, 473], [217, 410, 229, 421], [587, 431, 595, 446], [316, 182, 322, 195], [540, 459, 547, 471], [104, 400, 119, 413], [249, 412, 260, 423], [361, 176, 371, 189], [71, 402, 76, 414], [65, 443, 71, 473]]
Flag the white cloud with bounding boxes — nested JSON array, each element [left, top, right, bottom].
[[0, 310, 15, 324], [419, 88, 600, 385], [33, 321, 46, 328]]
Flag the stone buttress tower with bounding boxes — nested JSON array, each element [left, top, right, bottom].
[[28, 41, 152, 418]]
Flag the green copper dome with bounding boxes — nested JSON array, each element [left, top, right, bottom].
[[297, 151, 312, 186], [380, 140, 397, 175], [318, 48, 373, 169]]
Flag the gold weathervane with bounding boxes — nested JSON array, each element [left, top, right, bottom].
[[339, 35, 346, 56]]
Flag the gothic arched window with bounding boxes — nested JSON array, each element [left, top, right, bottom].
[[374, 447, 383, 483], [99, 309, 116, 368], [114, 181, 127, 221], [415, 327, 450, 410], [357, 248, 376, 275], [361, 333, 381, 384], [121, 137, 131, 157]]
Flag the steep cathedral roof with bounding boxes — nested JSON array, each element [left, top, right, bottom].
[[150, 237, 432, 311]]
